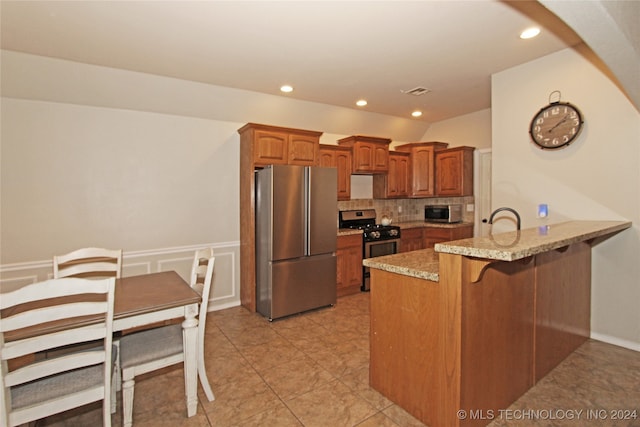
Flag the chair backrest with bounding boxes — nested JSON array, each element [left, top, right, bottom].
[[0, 277, 116, 427], [53, 247, 122, 279], [190, 248, 215, 320]]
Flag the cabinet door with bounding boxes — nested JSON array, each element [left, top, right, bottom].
[[318, 146, 351, 201], [373, 152, 409, 198], [400, 228, 424, 252], [410, 146, 436, 197], [435, 147, 474, 196], [435, 150, 462, 195], [451, 224, 474, 240], [337, 234, 363, 297], [288, 134, 317, 165], [353, 143, 374, 172], [335, 150, 352, 201], [318, 147, 335, 167], [395, 154, 410, 196], [386, 155, 400, 197], [373, 145, 390, 172], [254, 130, 288, 165]]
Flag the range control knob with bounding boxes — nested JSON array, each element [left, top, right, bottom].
[[370, 231, 381, 239], [388, 229, 399, 237]]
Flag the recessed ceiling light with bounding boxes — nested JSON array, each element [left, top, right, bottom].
[[356, 99, 368, 107], [411, 111, 423, 118], [520, 27, 541, 39], [280, 85, 293, 93]]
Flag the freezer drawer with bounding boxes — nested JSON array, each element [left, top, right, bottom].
[[257, 254, 337, 320]]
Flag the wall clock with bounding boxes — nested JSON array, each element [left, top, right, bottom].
[[529, 92, 584, 150]]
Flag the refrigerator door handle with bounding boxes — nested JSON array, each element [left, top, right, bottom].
[[304, 167, 311, 255]]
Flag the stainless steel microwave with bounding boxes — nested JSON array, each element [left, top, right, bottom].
[[425, 204, 463, 223]]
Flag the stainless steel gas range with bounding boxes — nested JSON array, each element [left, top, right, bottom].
[[339, 209, 401, 291]]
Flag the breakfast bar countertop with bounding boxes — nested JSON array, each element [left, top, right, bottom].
[[363, 248, 440, 281], [363, 220, 632, 282], [435, 220, 631, 261]]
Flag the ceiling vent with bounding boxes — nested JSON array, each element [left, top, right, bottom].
[[401, 87, 431, 96]]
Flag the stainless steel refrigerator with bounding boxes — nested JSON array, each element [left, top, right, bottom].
[[255, 165, 337, 320]]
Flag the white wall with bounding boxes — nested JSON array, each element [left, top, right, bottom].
[[421, 108, 492, 149], [1, 99, 241, 258], [492, 48, 640, 349], [0, 51, 429, 311]]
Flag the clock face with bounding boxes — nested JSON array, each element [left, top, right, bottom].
[[529, 102, 584, 149]]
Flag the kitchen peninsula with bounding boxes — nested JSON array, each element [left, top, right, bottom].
[[364, 220, 631, 427]]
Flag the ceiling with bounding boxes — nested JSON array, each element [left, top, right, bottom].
[[0, 1, 578, 124]]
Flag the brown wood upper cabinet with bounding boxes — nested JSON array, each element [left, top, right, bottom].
[[238, 123, 322, 166], [373, 151, 410, 198], [435, 146, 474, 196], [318, 145, 352, 201], [337, 135, 391, 174], [395, 142, 449, 197]]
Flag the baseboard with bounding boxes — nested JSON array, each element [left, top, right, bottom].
[[590, 332, 640, 352]]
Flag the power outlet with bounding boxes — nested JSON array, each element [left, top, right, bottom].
[[537, 204, 548, 218]]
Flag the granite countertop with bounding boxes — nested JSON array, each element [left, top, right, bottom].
[[435, 220, 632, 261], [363, 220, 632, 281], [363, 249, 440, 282], [338, 228, 363, 237], [397, 221, 474, 229]]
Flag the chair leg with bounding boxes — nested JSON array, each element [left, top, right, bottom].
[[111, 368, 117, 414], [114, 339, 122, 391], [122, 376, 135, 427], [198, 336, 215, 402], [198, 364, 215, 402]]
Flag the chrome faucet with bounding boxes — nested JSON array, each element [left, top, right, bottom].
[[484, 207, 521, 230]]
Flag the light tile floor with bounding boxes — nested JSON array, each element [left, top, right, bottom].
[[37, 292, 640, 426]]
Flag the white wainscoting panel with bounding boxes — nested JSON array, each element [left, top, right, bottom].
[[0, 241, 241, 312]]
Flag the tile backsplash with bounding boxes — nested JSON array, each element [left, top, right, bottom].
[[338, 196, 475, 224]]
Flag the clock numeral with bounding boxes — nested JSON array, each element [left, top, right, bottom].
[[534, 125, 541, 133], [572, 119, 580, 126], [536, 118, 544, 125], [552, 138, 560, 145], [562, 135, 570, 143], [551, 107, 560, 115]]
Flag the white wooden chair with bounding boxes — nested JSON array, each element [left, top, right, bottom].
[[0, 277, 116, 427], [54, 247, 122, 279], [53, 247, 123, 412], [119, 249, 216, 427]]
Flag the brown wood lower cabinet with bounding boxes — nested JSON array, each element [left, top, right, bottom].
[[402, 225, 474, 252], [336, 234, 363, 297], [400, 228, 424, 253], [423, 224, 473, 248]]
